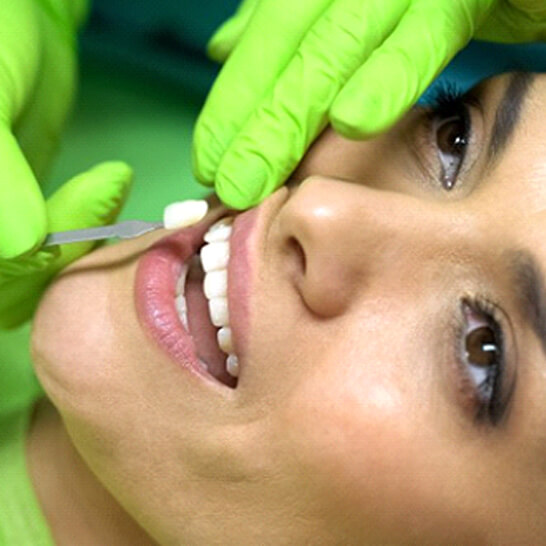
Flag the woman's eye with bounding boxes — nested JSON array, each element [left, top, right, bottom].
[[431, 106, 470, 191], [465, 324, 498, 386], [459, 300, 507, 425]]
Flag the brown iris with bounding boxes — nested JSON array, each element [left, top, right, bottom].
[[465, 326, 497, 366]]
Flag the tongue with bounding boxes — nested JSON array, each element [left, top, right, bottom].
[[185, 257, 235, 387]]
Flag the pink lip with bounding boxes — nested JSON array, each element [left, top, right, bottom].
[[227, 187, 291, 362], [226, 207, 259, 360], [134, 211, 226, 385], [135, 190, 288, 386]]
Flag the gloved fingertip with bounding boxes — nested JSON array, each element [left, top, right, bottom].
[[0, 247, 60, 278], [90, 161, 133, 202], [90, 161, 134, 187], [215, 179, 256, 210], [0, 225, 45, 260], [191, 141, 217, 188], [330, 94, 396, 140], [80, 161, 134, 223], [207, 38, 231, 64], [206, 16, 243, 62], [46, 161, 134, 236], [329, 113, 369, 140], [215, 158, 271, 210]]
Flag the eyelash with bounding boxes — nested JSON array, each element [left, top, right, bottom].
[[451, 296, 508, 426], [427, 82, 468, 114]]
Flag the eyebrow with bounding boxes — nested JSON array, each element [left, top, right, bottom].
[[509, 250, 546, 357], [487, 72, 536, 163]]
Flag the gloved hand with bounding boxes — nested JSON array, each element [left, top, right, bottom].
[[193, 0, 546, 210], [0, 162, 133, 329], [0, 0, 88, 259]]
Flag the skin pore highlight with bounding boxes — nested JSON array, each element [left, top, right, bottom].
[[29, 73, 546, 544]]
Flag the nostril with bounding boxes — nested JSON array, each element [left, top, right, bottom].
[[288, 236, 306, 276]]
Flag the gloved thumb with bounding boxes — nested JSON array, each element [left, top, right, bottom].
[[45, 161, 133, 268], [207, 0, 259, 62], [0, 161, 133, 328]]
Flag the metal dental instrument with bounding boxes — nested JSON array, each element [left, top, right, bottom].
[[42, 200, 210, 247], [42, 221, 164, 247]]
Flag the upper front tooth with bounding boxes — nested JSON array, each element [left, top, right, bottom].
[[200, 242, 229, 272], [208, 297, 229, 327], [204, 218, 233, 243], [204, 269, 227, 298]]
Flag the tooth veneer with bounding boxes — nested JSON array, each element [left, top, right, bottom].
[[174, 217, 239, 380]]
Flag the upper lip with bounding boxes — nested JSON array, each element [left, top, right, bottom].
[[226, 187, 292, 366]]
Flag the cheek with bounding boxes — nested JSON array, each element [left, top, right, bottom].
[[267, 333, 481, 542], [33, 262, 112, 397], [279, 345, 410, 477], [31, 244, 139, 411]]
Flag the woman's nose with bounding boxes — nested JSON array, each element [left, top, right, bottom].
[[277, 176, 443, 317]]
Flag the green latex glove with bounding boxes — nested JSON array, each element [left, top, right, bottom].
[[0, 0, 88, 259], [0, 161, 133, 329], [193, 0, 546, 210]]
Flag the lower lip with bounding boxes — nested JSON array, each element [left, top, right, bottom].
[[134, 219, 220, 383]]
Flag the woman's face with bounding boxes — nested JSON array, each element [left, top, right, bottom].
[[32, 73, 546, 544]]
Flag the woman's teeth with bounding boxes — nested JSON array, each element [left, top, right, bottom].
[[175, 269, 189, 330], [175, 217, 240, 379], [226, 354, 239, 377]]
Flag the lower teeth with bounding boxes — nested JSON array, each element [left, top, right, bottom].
[[226, 354, 239, 378], [175, 294, 188, 330], [176, 253, 238, 382]]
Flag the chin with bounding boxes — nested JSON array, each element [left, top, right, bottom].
[[31, 242, 135, 410]]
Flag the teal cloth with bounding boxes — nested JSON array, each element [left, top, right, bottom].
[[82, 1, 546, 100], [421, 40, 546, 104], [81, 0, 241, 97]]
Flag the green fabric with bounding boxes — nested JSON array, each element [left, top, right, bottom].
[[0, 403, 54, 546], [0, 325, 43, 417], [192, 0, 546, 210]]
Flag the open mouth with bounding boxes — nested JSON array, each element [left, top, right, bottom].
[[175, 216, 238, 389], [136, 200, 262, 392]]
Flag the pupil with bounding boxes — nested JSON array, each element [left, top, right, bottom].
[[466, 326, 496, 367], [438, 118, 466, 155]]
